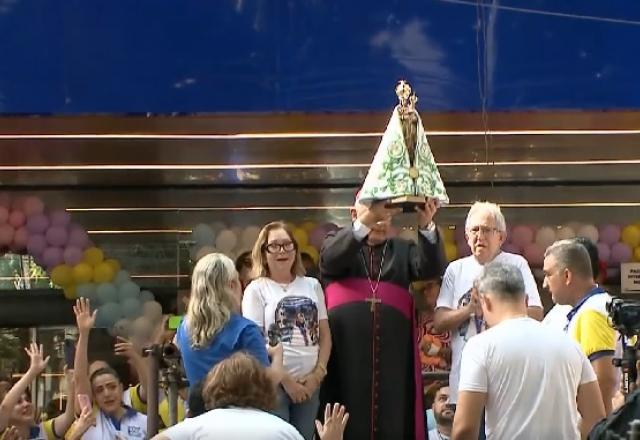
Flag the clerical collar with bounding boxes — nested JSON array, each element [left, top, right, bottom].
[[564, 285, 606, 331]]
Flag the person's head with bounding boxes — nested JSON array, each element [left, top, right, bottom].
[[90, 367, 124, 416], [431, 382, 454, 427], [543, 240, 594, 306], [350, 200, 391, 246], [251, 222, 305, 280], [476, 261, 527, 327], [187, 253, 241, 349], [187, 381, 206, 418], [465, 202, 507, 264], [571, 236, 601, 281], [88, 360, 110, 378], [202, 352, 276, 412], [235, 251, 253, 291], [0, 374, 11, 401], [8, 390, 34, 426]]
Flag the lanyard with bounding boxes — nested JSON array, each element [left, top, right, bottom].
[[564, 285, 606, 332]]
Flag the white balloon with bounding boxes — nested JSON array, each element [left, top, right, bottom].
[[112, 318, 132, 338], [557, 226, 576, 240], [241, 226, 261, 248], [143, 301, 163, 323], [577, 224, 599, 243], [131, 316, 153, 341], [195, 246, 217, 261], [215, 229, 237, 253], [535, 226, 557, 249], [192, 223, 215, 246], [210, 221, 227, 234]]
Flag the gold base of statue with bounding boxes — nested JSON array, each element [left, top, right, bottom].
[[386, 195, 425, 213]]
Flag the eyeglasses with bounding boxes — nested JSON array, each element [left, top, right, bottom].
[[467, 226, 500, 236], [265, 241, 295, 254]]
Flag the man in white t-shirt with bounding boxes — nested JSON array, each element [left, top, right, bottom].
[[452, 262, 605, 440], [434, 202, 543, 405]]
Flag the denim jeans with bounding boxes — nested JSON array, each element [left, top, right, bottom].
[[273, 385, 320, 440]]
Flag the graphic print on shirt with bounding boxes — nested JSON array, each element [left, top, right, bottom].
[[274, 296, 319, 346]]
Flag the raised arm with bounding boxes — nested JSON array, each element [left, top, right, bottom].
[[73, 298, 97, 412], [115, 336, 149, 403], [50, 368, 77, 438], [0, 343, 50, 431]]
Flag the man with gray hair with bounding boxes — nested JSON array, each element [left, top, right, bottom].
[[543, 239, 617, 414], [434, 202, 543, 409], [452, 262, 605, 440]]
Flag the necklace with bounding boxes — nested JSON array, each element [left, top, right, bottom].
[[359, 241, 389, 312]]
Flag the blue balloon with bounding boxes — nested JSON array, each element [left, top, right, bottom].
[[118, 281, 141, 301], [140, 290, 155, 303], [96, 283, 118, 304], [114, 270, 130, 286], [77, 283, 97, 302], [96, 302, 123, 328], [121, 298, 143, 319]]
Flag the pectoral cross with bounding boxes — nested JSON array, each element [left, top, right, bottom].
[[365, 296, 382, 312]]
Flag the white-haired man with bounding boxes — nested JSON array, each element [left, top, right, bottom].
[[433, 202, 543, 409]]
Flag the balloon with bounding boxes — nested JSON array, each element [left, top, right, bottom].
[[0, 224, 14, 246], [8, 211, 26, 228], [118, 281, 141, 301], [63, 286, 77, 300], [309, 226, 329, 250], [192, 223, 215, 246], [11, 227, 28, 252], [26, 234, 47, 257], [240, 226, 260, 248], [143, 301, 163, 323], [292, 228, 309, 246], [63, 247, 84, 266], [444, 242, 458, 262], [556, 226, 576, 240], [634, 246, 640, 263], [96, 283, 118, 304], [502, 242, 521, 255], [535, 226, 556, 249], [210, 221, 227, 234], [121, 298, 143, 319], [50, 264, 73, 287], [42, 247, 64, 269], [442, 227, 456, 244], [195, 246, 217, 261], [511, 225, 534, 248], [68, 227, 90, 249], [300, 221, 317, 233], [72, 263, 94, 284], [577, 224, 599, 244], [96, 302, 123, 328], [457, 241, 472, 257], [104, 259, 121, 274], [611, 243, 632, 264], [599, 224, 621, 246], [524, 243, 544, 266], [454, 226, 467, 244], [0, 193, 9, 209], [112, 319, 132, 338], [231, 226, 243, 238], [140, 290, 155, 303], [621, 225, 640, 248], [113, 270, 130, 286], [45, 226, 69, 247], [93, 262, 115, 283], [131, 316, 153, 340], [26, 214, 50, 234], [597, 242, 611, 264], [301, 245, 319, 264], [83, 247, 104, 266], [215, 229, 237, 253], [49, 209, 71, 227], [567, 222, 583, 233], [77, 283, 97, 301], [0, 207, 8, 224], [23, 196, 45, 217]]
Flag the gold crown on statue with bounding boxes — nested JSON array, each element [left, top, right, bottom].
[[395, 80, 418, 119]]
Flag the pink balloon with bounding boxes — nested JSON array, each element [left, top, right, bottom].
[[27, 213, 50, 234], [596, 242, 611, 264], [611, 242, 632, 264], [23, 196, 45, 217], [0, 207, 8, 224], [0, 192, 10, 209], [42, 247, 64, 269], [27, 234, 47, 257], [45, 226, 69, 247], [63, 246, 84, 265], [0, 224, 15, 246], [502, 242, 521, 255], [68, 227, 90, 249], [599, 224, 621, 246], [11, 196, 25, 212], [454, 225, 466, 244], [523, 243, 544, 266], [511, 225, 534, 248], [11, 227, 29, 252], [8, 210, 26, 228], [50, 209, 71, 227], [457, 240, 472, 257]]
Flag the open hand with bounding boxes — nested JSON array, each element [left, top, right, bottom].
[[315, 403, 349, 440], [416, 197, 439, 228], [73, 298, 97, 333], [356, 200, 401, 229], [25, 342, 50, 375], [114, 337, 140, 360], [3, 425, 23, 440]]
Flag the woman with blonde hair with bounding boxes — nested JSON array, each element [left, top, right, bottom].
[[243, 222, 332, 440], [176, 252, 283, 390]]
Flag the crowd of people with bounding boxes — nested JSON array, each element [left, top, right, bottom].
[[0, 196, 633, 439]]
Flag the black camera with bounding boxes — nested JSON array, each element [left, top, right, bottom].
[[608, 298, 640, 337]]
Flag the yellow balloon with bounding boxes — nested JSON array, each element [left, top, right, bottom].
[[301, 245, 319, 264], [300, 221, 317, 234], [442, 227, 456, 244], [93, 262, 115, 283], [105, 258, 121, 274], [445, 242, 458, 262], [72, 263, 94, 284], [84, 247, 105, 266], [51, 264, 73, 287], [622, 225, 640, 248], [634, 246, 640, 263], [63, 285, 77, 300], [292, 228, 309, 246]]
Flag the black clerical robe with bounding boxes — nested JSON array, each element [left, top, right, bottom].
[[319, 227, 447, 440]]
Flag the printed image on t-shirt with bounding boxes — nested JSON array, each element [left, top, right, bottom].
[[274, 296, 319, 347]]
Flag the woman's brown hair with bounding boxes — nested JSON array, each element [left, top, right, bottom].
[[250, 221, 305, 279], [202, 352, 276, 412]]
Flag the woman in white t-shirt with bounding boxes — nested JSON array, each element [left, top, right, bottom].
[[242, 221, 332, 440]]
